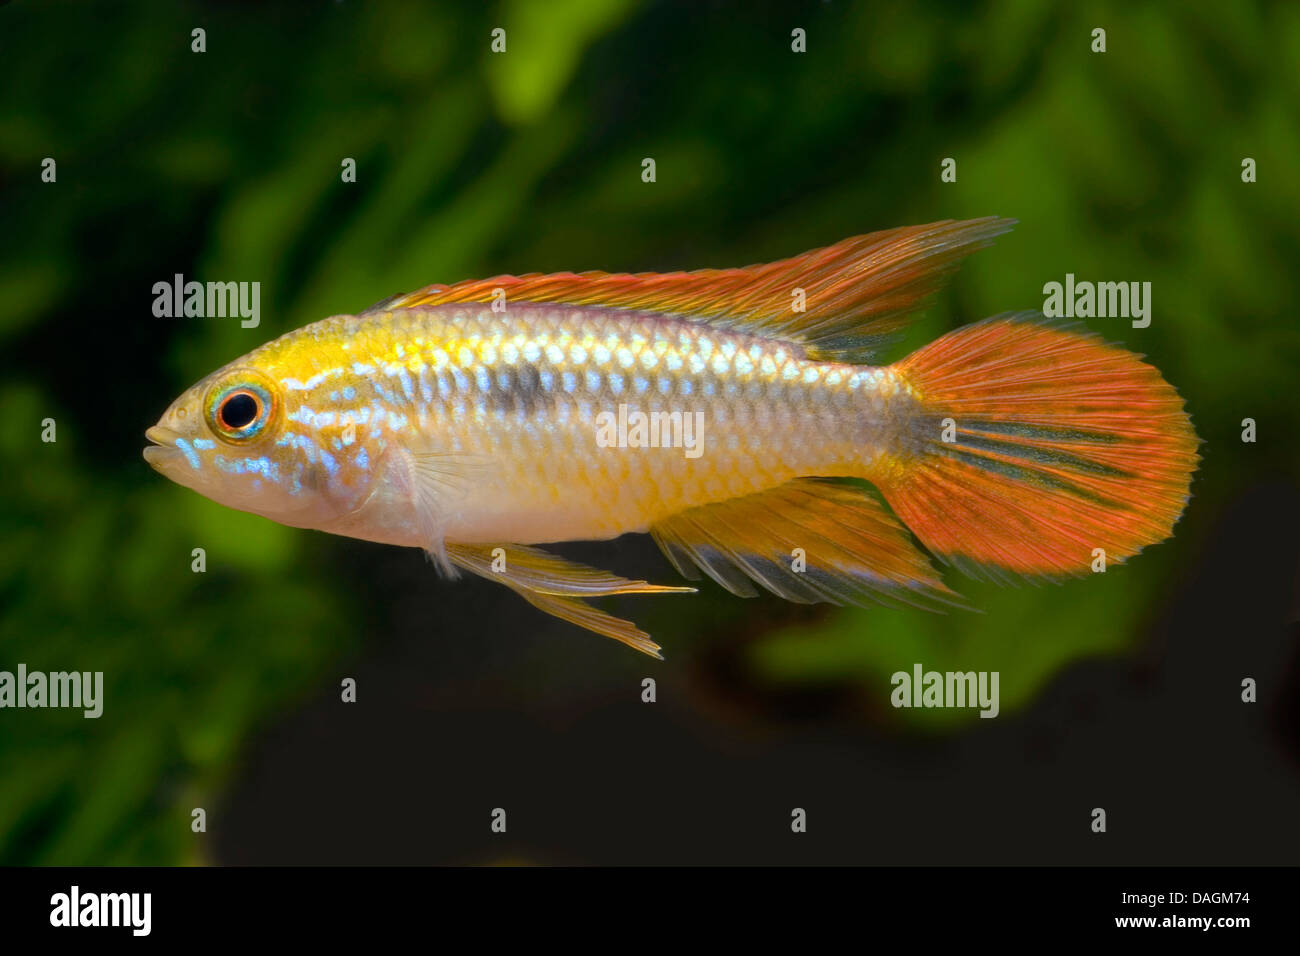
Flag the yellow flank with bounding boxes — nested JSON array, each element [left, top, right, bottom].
[[220, 305, 909, 549]]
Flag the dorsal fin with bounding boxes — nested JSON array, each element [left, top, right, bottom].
[[369, 217, 1015, 362]]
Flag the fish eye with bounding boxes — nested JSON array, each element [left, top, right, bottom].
[[206, 377, 276, 443], [220, 391, 260, 429]]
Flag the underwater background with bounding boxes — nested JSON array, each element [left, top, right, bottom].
[[1, 0, 1297, 864]]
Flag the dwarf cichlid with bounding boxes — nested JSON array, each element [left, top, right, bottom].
[[144, 219, 1199, 657]]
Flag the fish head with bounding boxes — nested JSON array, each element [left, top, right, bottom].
[[144, 358, 371, 529]]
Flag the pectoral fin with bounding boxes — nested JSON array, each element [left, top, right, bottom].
[[388, 446, 491, 573]]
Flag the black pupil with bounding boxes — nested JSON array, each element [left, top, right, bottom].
[[220, 393, 259, 430]]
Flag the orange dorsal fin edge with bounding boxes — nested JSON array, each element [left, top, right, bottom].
[[370, 217, 1015, 362]]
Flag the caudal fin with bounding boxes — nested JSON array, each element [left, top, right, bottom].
[[874, 313, 1199, 581]]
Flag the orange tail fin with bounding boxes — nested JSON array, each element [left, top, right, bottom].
[[874, 313, 1199, 582]]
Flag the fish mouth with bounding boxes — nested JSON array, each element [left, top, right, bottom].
[[143, 425, 182, 469]]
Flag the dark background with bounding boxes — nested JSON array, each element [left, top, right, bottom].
[[1, 0, 1297, 864]]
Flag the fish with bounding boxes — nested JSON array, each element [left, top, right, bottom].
[[144, 218, 1200, 658]]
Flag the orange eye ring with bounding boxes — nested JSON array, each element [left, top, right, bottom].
[[205, 377, 276, 443]]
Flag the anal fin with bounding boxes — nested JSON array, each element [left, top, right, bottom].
[[650, 479, 966, 612]]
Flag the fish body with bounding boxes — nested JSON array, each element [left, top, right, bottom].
[[146, 219, 1200, 657], [184, 306, 906, 546]]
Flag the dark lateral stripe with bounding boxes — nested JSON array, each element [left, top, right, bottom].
[[486, 363, 547, 415]]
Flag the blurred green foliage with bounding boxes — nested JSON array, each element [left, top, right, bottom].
[[1, 0, 1297, 862]]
